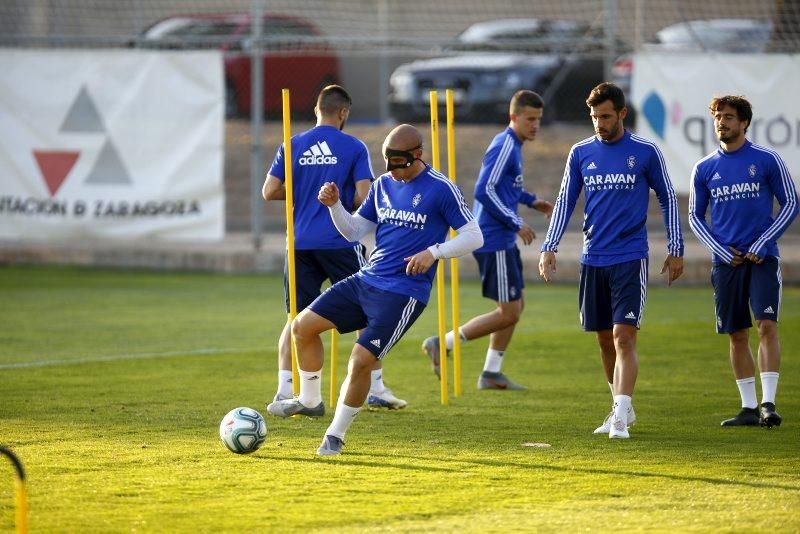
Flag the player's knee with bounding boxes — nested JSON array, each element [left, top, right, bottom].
[[729, 328, 750, 346], [613, 327, 637, 351], [291, 311, 316, 343], [756, 320, 778, 340], [597, 332, 615, 353], [349, 348, 376, 376], [498, 302, 522, 326]]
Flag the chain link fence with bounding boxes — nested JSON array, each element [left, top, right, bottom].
[[2, 0, 799, 237]]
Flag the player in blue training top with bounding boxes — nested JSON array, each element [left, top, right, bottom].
[[267, 124, 483, 456], [538, 82, 684, 439], [422, 90, 553, 390], [688, 95, 798, 428], [262, 85, 406, 411]]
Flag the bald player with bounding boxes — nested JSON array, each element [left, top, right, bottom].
[[267, 124, 483, 456]]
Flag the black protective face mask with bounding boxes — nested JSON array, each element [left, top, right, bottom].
[[384, 145, 421, 171]]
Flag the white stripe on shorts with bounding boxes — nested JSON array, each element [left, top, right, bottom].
[[636, 258, 647, 327], [777, 258, 783, 318], [378, 297, 417, 359], [496, 250, 509, 302]]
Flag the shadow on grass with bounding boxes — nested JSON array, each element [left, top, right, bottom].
[[373, 452, 800, 492], [255, 452, 460, 473], [254, 450, 798, 490]]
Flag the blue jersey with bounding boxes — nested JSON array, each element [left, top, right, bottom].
[[473, 127, 538, 252], [689, 140, 798, 265], [268, 125, 373, 250], [355, 166, 474, 304], [542, 130, 684, 266]]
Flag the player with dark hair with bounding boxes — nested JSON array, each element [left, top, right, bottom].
[[422, 90, 553, 390], [262, 85, 406, 411], [268, 124, 483, 456], [689, 94, 798, 428], [539, 82, 684, 439]]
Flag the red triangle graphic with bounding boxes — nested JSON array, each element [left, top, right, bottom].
[[33, 150, 80, 196]]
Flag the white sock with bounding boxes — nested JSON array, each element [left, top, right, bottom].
[[613, 394, 632, 425], [736, 377, 758, 409], [483, 348, 504, 373], [760, 372, 779, 404], [297, 369, 323, 408], [608, 382, 614, 399], [277, 370, 294, 398], [325, 402, 361, 440], [444, 328, 467, 351], [370, 369, 385, 394]]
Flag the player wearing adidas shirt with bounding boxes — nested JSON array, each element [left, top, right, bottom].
[[262, 85, 406, 411], [422, 90, 553, 390], [267, 124, 482, 456], [688, 95, 798, 428], [538, 83, 685, 439]]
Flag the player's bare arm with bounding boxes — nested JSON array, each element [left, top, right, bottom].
[[538, 251, 556, 283], [262, 174, 286, 200], [660, 254, 684, 286], [318, 182, 340, 207], [532, 199, 554, 219]]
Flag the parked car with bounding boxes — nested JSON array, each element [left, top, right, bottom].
[[135, 13, 340, 118], [388, 18, 626, 124], [612, 19, 773, 107]]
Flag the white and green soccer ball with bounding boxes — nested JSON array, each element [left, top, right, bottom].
[[219, 407, 267, 454]]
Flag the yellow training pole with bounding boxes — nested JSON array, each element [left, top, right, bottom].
[[445, 90, 462, 397], [329, 330, 338, 406], [282, 89, 300, 395], [429, 91, 448, 406], [1, 447, 28, 534]]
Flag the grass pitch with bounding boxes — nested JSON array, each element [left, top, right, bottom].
[[1, 266, 799, 532]]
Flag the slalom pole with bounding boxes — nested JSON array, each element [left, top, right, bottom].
[[445, 90, 462, 397], [330, 330, 338, 407], [281, 89, 300, 395], [429, 91, 448, 406], [0, 446, 27, 534]]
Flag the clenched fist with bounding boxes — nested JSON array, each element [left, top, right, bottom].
[[318, 182, 340, 207]]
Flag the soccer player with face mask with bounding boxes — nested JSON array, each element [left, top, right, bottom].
[[263, 85, 407, 411], [267, 124, 483, 456]]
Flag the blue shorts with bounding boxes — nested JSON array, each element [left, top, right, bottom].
[[284, 245, 367, 312], [308, 275, 426, 359], [473, 246, 524, 302], [579, 258, 648, 331], [712, 256, 782, 334]]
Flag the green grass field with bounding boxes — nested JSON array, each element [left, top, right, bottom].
[[1, 266, 799, 532]]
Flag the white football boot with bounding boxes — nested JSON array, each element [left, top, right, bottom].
[[593, 405, 637, 434]]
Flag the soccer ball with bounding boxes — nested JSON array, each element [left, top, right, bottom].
[[219, 407, 267, 454]]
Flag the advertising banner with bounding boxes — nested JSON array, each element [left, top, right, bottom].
[[0, 49, 224, 240], [631, 53, 800, 193]]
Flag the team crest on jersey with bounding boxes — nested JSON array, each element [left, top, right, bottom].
[[381, 191, 392, 207], [412, 193, 422, 207], [627, 155, 636, 169], [748, 164, 757, 178]]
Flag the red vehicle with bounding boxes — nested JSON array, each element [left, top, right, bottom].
[[138, 13, 340, 118]]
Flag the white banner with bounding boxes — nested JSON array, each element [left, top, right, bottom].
[[0, 49, 224, 241], [631, 53, 800, 194]]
